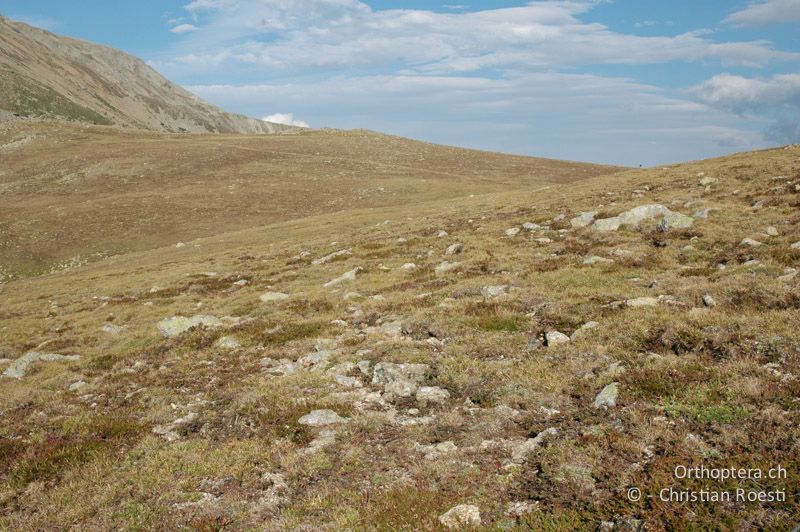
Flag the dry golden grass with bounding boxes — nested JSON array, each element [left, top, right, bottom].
[[0, 121, 619, 277], [0, 129, 798, 529]]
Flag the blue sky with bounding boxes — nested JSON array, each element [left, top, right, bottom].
[[3, 0, 800, 165]]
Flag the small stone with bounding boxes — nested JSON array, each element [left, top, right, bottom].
[[693, 208, 712, 219], [2, 352, 82, 379], [658, 212, 694, 231], [505, 227, 520, 237], [69, 380, 87, 392], [583, 255, 614, 266], [545, 331, 570, 346], [593, 382, 620, 409], [435, 261, 461, 275], [445, 243, 464, 255], [399, 263, 417, 270], [214, 336, 241, 350], [385, 379, 418, 399], [175, 242, 186, 248], [298, 409, 345, 427], [312, 249, 352, 265], [570, 211, 596, 228], [702, 295, 717, 307], [507, 501, 538, 517], [535, 237, 553, 244], [570, 321, 599, 341], [372, 362, 429, 386], [334, 375, 363, 388], [438, 505, 481, 529], [527, 336, 542, 351], [437, 230, 449, 238], [765, 226, 779, 236], [324, 267, 364, 287], [790, 241, 800, 250], [625, 297, 659, 308], [100, 323, 123, 335], [699, 176, 717, 187], [298, 350, 333, 368], [260, 291, 289, 303], [357, 360, 372, 375], [740, 238, 763, 248], [156, 315, 223, 338], [481, 285, 508, 299], [522, 222, 542, 231], [416, 386, 451, 406], [511, 428, 559, 463]]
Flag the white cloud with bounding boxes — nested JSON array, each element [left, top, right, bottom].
[[190, 73, 766, 165], [262, 112, 309, 127], [150, 1, 796, 162], [158, 0, 797, 77], [170, 23, 199, 34], [694, 73, 800, 142], [724, 0, 800, 26], [694, 73, 800, 113]]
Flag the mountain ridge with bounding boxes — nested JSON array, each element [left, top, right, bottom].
[[0, 15, 294, 134]]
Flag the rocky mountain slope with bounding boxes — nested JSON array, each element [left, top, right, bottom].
[[0, 16, 292, 134], [1, 138, 798, 529]]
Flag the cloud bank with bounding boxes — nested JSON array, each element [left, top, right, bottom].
[[151, 0, 800, 164], [724, 0, 800, 27], [695, 73, 800, 143], [262, 112, 309, 127]]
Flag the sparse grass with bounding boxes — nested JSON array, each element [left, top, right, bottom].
[[1, 129, 799, 529]]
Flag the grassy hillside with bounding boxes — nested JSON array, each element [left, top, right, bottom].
[[0, 121, 620, 278], [0, 138, 798, 529]]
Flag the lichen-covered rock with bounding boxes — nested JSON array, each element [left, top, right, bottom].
[[593, 382, 620, 409], [312, 249, 352, 265], [740, 238, 763, 248], [324, 267, 364, 287], [481, 285, 508, 299], [545, 331, 570, 346], [570, 211, 596, 228], [435, 261, 461, 275], [260, 291, 289, 303], [593, 204, 692, 232], [3, 352, 81, 379], [298, 409, 345, 427], [214, 336, 241, 350], [438, 504, 481, 529], [416, 386, 451, 406], [658, 211, 694, 231], [445, 243, 464, 255]]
